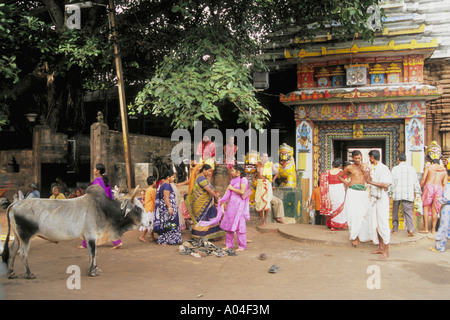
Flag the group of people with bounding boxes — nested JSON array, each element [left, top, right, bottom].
[[24, 176, 85, 200], [137, 162, 251, 254], [313, 148, 450, 258], [18, 143, 450, 257], [312, 150, 399, 258]]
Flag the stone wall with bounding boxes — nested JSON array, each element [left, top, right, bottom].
[[0, 149, 33, 200], [90, 115, 191, 191], [0, 116, 231, 201], [0, 125, 84, 200], [424, 60, 450, 158], [107, 131, 179, 190]]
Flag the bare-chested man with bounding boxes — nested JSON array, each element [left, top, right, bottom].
[[337, 150, 370, 246], [420, 159, 448, 233]]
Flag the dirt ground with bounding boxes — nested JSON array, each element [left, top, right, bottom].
[[0, 207, 450, 302]]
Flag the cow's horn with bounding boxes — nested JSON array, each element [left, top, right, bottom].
[[130, 185, 140, 201]]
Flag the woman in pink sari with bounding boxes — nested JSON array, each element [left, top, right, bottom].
[[219, 165, 250, 252]]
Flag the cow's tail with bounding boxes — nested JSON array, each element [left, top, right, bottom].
[[2, 204, 13, 264]]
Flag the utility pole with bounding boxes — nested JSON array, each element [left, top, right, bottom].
[[108, 0, 134, 191]]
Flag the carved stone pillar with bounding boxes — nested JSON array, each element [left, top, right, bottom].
[[440, 113, 450, 159], [90, 112, 110, 182]]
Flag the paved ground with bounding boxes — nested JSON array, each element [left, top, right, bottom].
[[0, 207, 449, 302]]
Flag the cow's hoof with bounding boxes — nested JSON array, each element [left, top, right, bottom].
[[25, 273, 36, 279], [7, 273, 17, 279], [88, 271, 98, 277]]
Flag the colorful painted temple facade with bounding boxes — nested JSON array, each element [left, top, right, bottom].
[[263, 0, 450, 192]]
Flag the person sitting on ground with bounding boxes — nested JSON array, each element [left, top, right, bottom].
[[49, 186, 66, 199], [25, 183, 40, 199]]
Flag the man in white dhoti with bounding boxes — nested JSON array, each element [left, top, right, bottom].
[[366, 150, 392, 259], [338, 150, 371, 246]]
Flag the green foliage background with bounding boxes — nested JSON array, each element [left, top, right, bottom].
[[1, 0, 380, 132]]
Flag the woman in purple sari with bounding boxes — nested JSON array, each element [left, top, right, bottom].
[[79, 163, 123, 249]]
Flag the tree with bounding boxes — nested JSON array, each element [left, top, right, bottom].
[[128, 0, 382, 130], [0, 0, 111, 133], [1, 0, 380, 133]]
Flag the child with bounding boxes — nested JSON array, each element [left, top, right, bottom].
[[309, 179, 323, 225], [253, 161, 272, 227], [178, 194, 192, 231], [138, 189, 146, 206], [140, 176, 157, 242]]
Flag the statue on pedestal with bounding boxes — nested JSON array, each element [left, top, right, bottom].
[[277, 143, 296, 188]]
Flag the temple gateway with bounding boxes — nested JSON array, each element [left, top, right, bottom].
[[263, 0, 450, 196]]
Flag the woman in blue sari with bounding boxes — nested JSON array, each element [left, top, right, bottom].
[[153, 169, 182, 245], [185, 164, 225, 240]]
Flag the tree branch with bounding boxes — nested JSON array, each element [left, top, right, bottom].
[[42, 0, 65, 32]]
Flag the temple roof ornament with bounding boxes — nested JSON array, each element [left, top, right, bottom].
[[280, 85, 443, 105], [285, 39, 438, 61], [262, 0, 450, 70]]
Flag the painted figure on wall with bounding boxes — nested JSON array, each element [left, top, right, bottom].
[[406, 118, 423, 151], [297, 121, 311, 151]]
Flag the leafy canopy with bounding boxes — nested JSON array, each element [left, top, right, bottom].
[[1, 0, 380, 132], [132, 27, 270, 130], [128, 0, 380, 130]]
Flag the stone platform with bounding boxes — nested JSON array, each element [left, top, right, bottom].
[[256, 222, 433, 247]]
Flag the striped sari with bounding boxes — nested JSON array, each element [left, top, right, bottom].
[[185, 175, 225, 240]]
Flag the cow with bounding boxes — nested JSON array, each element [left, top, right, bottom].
[[1, 184, 150, 279]]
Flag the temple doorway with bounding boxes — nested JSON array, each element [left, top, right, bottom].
[[333, 139, 386, 166]]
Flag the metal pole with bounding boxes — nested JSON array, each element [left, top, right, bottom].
[[249, 107, 252, 153], [108, 0, 134, 191]]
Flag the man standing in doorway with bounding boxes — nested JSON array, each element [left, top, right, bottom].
[[338, 150, 370, 246], [366, 150, 392, 259], [390, 153, 421, 236]]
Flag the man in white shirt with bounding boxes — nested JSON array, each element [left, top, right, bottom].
[[366, 150, 392, 259], [389, 153, 421, 236]]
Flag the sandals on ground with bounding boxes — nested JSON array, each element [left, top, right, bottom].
[[268, 265, 280, 274]]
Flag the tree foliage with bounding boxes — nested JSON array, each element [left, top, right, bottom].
[[0, 0, 111, 133], [128, 0, 381, 130], [131, 26, 270, 130], [1, 0, 380, 133]]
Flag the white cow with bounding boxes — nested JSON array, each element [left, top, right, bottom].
[[2, 185, 150, 279]]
